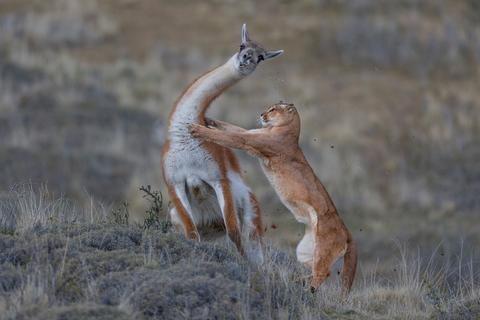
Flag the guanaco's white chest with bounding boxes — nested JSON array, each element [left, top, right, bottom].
[[163, 135, 221, 185], [163, 57, 241, 185]]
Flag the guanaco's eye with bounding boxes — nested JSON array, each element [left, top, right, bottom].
[[240, 44, 246, 51], [258, 55, 264, 62]]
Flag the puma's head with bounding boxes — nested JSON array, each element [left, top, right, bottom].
[[259, 102, 299, 128], [234, 24, 283, 76]]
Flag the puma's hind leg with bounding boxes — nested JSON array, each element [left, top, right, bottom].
[[296, 227, 315, 266], [310, 227, 349, 291]]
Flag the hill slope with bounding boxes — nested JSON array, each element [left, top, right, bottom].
[[0, 189, 478, 319]]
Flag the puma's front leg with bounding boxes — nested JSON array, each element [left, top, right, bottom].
[[204, 118, 247, 133], [189, 123, 257, 154]]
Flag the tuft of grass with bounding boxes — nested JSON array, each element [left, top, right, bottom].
[[108, 202, 129, 226], [1, 184, 112, 233], [0, 184, 112, 236], [139, 185, 171, 232]]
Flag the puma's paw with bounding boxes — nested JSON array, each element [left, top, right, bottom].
[[204, 117, 217, 128], [188, 123, 203, 138]]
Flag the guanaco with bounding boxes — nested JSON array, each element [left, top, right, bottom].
[[189, 102, 357, 294], [161, 24, 283, 262]]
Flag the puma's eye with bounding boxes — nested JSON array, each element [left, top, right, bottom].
[[258, 55, 264, 62]]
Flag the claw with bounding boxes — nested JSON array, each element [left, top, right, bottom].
[[187, 123, 197, 134]]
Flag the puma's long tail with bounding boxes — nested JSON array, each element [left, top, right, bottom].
[[341, 232, 357, 295]]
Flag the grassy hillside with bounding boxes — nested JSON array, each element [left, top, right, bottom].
[[0, 188, 478, 319], [0, 0, 479, 318]]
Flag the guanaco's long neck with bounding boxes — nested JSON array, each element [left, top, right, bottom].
[[169, 54, 244, 131]]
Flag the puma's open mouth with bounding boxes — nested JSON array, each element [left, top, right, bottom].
[[259, 116, 268, 127]]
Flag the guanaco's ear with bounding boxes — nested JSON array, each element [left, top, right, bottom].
[[241, 23, 250, 43], [265, 50, 284, 60]]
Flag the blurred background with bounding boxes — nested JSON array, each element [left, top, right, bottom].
[[1, 0, 479, 275]]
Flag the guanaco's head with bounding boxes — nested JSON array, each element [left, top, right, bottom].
[[259, 102, 300, 131], [235, 24, 283, 76]]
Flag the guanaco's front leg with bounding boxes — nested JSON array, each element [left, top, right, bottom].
[[165, 181, 200, 240]]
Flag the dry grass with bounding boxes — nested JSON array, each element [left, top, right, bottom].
[[0, 189, 478, 319], [0, 184, 110, 234]]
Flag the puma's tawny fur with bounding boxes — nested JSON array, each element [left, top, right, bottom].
[[161, 24, 282, 263], [189, 103, 357, 293]]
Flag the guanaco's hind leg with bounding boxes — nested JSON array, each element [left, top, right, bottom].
[[242, 192, 264, 264], [166, 182, 200, 240], [210, 180, 245, 255], [168, 207, 183, 232], [248, 192, 264, 240]]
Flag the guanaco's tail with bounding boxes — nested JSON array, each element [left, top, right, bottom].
[[341, 233, 357, 295]]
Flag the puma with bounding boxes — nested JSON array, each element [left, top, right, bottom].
[[189, 102, 357, 294]]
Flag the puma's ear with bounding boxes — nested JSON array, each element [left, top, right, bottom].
[[287, 106, 296, 113], [241, 23, 250, 43], [265, 50, 284, 60]]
